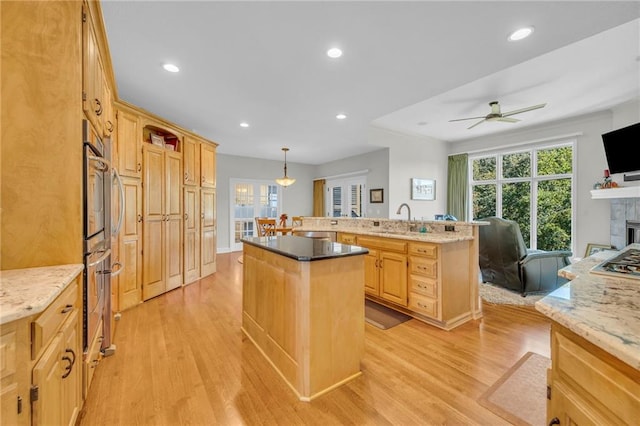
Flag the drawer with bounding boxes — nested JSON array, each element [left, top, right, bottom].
[[0, 326, 16, 379], [408, 242, 438, 258], [410, 257, 437, 278], [357, 236, 407, 253], [338, 233, 357, 245], [554, 331, 640, 424], [84, 320, 103, 398], [410, 275, 438, 298], [31, 281, 78, 360], [409, 293, 438, 318]]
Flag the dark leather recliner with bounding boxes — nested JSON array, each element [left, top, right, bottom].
[[478, 217, 573, 295]]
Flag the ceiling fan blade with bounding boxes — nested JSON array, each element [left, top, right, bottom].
[[467, 119, 486, 129], [496, 117, 520, 123], [449, 116, 487, 122], [501, 103, 546, 117]]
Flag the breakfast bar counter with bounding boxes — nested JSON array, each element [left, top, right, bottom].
[[240, 236, 368, 401]]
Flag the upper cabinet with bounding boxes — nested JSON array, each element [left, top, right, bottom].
[[117, 109, 142, 178], [183, 136, 201, 186], [201, 143, 216, 188]]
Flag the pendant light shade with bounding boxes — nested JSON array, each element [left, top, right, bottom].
[[275, 147, 296, 187]]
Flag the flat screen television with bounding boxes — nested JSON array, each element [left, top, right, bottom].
[[602, 122, 640, 175]]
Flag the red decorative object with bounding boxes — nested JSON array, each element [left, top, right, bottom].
[[604, 169, 610, 178], [279, 213, 288, 227]]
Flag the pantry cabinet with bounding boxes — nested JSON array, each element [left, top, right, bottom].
[[184, 186, 201, 284], [142, 144, 183, 300], [118, 176, 143, 310], [201, 143, 216, 188], [183, 136, 201, 186], [201, 188, 217, 277]]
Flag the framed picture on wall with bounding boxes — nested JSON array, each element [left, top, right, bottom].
[[411, 178, 435, 201], [370, 188, 384, 203]]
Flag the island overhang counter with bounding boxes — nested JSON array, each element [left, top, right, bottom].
[[240, 235, 369, 401]]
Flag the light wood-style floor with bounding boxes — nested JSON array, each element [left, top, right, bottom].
[[78, 252, 551, 425]]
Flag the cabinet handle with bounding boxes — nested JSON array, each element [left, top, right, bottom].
[[105, 120, 114, 133], [137, 214, 143, 223], [60, 304, 73, 314], [379, 260, 383, 269], [201, 176, 205, 183], [93, 98, 103, 115], [548, 418, 560, 426], [137, 163, 142, 172], [61, 348, 76, 379], [185, 172, 189, 181], [201, 213, 205, 220], [418, 266, 427, 271], [184, 213, 188, 220]]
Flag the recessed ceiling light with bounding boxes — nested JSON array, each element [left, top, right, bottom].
[[508, 27, 534, 42], [336, 113, 347, 120], [163, 63, 180, 73], [327, 47, 343, 58], [240, 122, 249, 128]]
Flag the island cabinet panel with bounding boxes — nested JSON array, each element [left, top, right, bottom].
[[547, 322, 640, 425], [241, 242, 364, 401]]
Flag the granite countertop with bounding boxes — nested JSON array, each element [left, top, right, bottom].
[[242, 235, 369, 261], [293, 226, 475, 243], [535, 243, 640, 370], [0, 264, 84, 325]]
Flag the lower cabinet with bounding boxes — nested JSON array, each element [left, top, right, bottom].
[[345, 233, 474, 330], [547, 322, 640, 425], [357, 236, 408, 306], [184, 186, 201, 284]]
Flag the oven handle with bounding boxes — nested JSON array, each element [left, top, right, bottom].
[[87, 155, 111, 172], [112, 168, 125, 236], [87, 249, 111, 267]]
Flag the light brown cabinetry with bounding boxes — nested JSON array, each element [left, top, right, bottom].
[[1, 320, 28, 426], [200, 143, 216, 188], [31, 278, 82, 426], [201, 188, 217, 277], [118, 176, 143, 310], [183, 136, 201, 186], [116, 109, 142, 178], [357, 236, 408, 306], [143, 144, 183, 300], [408, 243, 439, 319], [547, 322, 640, 425], [184, 186, 201, 284], [82, 8, 104, 137], [337, 233, 357, 245]]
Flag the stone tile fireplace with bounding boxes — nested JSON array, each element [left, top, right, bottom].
[[610, 198, 640, 249]]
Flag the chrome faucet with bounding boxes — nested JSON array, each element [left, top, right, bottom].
[[396, 203, 411, 222]]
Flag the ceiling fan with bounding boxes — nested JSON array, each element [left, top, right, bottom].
[[449, 101, 546, 129]]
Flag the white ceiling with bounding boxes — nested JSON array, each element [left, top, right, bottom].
[[101, 1, 640, 165]]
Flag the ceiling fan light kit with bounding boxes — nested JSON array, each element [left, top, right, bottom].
[[449, 100, 546, 129]]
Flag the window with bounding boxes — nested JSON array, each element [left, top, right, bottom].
[[324, 176, 366, 217], [470, 142, 573, 251], [229, 179, 280, 251]]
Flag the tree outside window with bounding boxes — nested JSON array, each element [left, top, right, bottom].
[[470, 143, 573, 251]]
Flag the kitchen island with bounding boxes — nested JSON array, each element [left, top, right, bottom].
[[241, 236, 368, 401], [535, 243, 640, 424]]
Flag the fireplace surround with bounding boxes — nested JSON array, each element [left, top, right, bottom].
[[610, 198, 640, 249]]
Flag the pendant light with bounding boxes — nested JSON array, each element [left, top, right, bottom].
[[275, 147, 296, 187]]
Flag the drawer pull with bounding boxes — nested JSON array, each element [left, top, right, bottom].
[[548, 418, 560, 426], [61, 348, 76, 379], [418, 266, 427, 271], [61, 304, 73, 314]]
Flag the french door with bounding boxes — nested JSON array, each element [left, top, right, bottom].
[[230, 179, 281, 251], [325, 176, 366, 217]]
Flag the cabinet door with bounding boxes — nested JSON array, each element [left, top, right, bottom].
[[143, 145, 166, 300], [200, 143, 216, 188], [119, 177, 143, 310], [201, 188, 217, 277], [379, 251, 408, 306], [60, 310, 81, 426], [117, 110, 142, 178], [363, 248, 379, 296], [165, 151, 183, 290], [82, 14, 104, 135], [32, 334, 63, 426], [184, 187, 200, 284], [183, 136, 200, 186]]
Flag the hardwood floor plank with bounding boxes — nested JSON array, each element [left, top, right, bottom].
[[78, 252, 551, 425]]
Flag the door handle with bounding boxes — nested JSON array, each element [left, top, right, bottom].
[[61, 348, 76, 379]]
